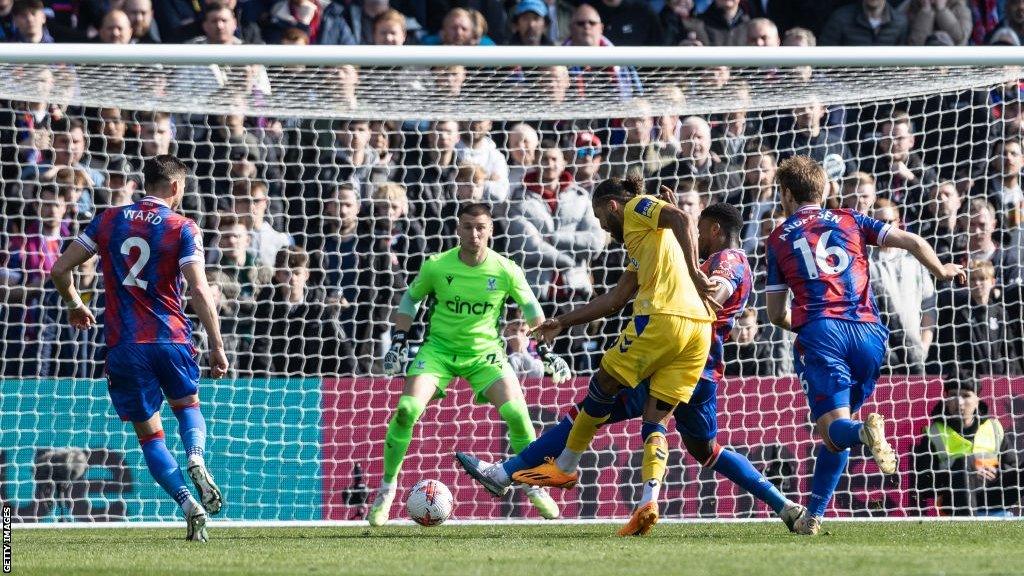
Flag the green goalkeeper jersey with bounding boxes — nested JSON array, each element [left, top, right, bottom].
[[408, 247, 540, 354]]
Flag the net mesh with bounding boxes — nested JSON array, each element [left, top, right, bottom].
[[1, 56, 1022, 522]]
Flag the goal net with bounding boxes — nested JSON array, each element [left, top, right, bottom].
[[1, 45, 1022, 523]]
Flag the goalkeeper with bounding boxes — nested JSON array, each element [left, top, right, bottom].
[[369, 202, 571, 526]]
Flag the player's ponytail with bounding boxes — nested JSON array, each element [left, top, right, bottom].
[[593, 173, 645, 205], [623, 172, 645, 197]]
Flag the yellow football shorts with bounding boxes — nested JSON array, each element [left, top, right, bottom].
[[600, 314, 713, 405]]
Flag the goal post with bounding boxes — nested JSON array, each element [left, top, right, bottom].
[[0, 45, 1021, 524]]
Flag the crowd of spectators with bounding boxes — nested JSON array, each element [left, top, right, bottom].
[[1, 0, 1024, 386]]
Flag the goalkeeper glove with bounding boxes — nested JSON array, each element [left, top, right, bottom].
[[383, 330, 408, 376], [537, 342, 571, 385]]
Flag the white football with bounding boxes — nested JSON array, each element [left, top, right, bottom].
[[406, 479, 454, 526]]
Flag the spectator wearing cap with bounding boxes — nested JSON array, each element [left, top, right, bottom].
[[124, 0, 161, 43], [11, 0, 53, 43], [934, 259, 1023, 377], [571, 131, 603, 194], [913, 377, 1020, 516], [660, 0, 709, 46], [902, 0, 972, 45], [984, 0, 1024, 44], [265, 0, 357, 45], [589, 0, 663, 46], [869, 199, 936, 375], [509, 0, 552, 45], [698, 0, 749, 46], [819, 0, 908, 46]]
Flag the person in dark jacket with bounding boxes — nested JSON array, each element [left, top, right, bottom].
[[933, 260, 1024, 377], [660, 0, 709, 45], [912, 376, 1020, 516], [589, 0, 663, 46], [819, 0, 908, 45], [251, 245, 356, 377], [698, 0, 749, 46]]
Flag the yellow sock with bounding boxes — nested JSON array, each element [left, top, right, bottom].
[[641, 432, 668, 484], [565, 409, 610, 454]]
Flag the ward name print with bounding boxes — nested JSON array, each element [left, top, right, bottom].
[[120, 207, 165, 225]]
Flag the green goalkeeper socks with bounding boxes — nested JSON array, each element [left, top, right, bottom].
[[498, 399, 536, 454], [383, 395, 426, 483]]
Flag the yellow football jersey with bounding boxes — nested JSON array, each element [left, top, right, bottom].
[[622, 195, 714, 321]]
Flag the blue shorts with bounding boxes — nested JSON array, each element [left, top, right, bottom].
[[606, 378, 718, 441], [794, 318, 887, 421], [105, 343, 200, 422]]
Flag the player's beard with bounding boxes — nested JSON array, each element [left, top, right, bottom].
[[609, 218, 624, 243]]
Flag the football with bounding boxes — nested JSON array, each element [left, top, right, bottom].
[[406, 479, 454, 526]]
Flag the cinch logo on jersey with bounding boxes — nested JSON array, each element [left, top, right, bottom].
[[778, 209, 840, 241], [445, 296, 495, 316], [634, 198, 655, 217], [121, 208, 164, 225]]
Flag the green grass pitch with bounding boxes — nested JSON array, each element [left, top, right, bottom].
[[12, 521, 1024, 576]]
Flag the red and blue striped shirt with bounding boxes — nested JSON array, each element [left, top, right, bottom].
[[766, 206, 890, 331], [75, 197, 203, 348], [701, 248, 753, 383]]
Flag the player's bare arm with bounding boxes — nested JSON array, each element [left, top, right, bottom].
[[707, 276, 734, 307], [51, 241, 98, 330], [765, 290, 792, 332], [533, 270, 639, 343], [880, 227, 966, 283], [182, 261, 229, 378]]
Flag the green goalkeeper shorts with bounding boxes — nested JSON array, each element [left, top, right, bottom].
[[406, 341, 518, 404]]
